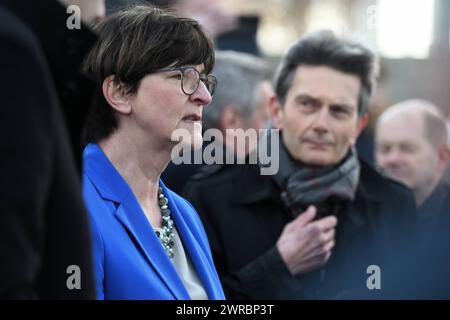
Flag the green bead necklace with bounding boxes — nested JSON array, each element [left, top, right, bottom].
[[155, 186, 175, 259]]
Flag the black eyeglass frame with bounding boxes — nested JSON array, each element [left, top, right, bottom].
[[156, 66, 217, 96]]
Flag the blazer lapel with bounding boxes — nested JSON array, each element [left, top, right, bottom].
[[114, 201, 190, 299], [163, 183, 221, 299], [83, 143, 190, 299]]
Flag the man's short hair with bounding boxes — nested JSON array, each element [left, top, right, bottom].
[[203, 50, 269, 131], [273, 30, 379, 116], [83, 4, 215, 143]]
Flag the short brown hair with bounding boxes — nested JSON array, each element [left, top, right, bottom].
[[83, 4, 215, 143]]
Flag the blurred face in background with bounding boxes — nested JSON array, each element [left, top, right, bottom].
[[220, 81, 272, 158], [246, 81, 272, 132], [375, 112, 440, 196]]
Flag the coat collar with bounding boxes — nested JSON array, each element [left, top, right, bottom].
[[232, 159, 385, 231], [83, 143, 218, 299], [233, 158, 384, 204], [232, 163, 280, 205]]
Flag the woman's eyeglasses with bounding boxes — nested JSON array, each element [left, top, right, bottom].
[[157, 66, 217, 96]]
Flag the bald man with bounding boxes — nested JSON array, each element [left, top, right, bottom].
[[375, 100, 450, 206], [375, 101, 450, 298]]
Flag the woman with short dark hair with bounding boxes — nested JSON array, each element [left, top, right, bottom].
[[82, 5, 223, 300]]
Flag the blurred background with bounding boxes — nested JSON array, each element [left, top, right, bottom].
[[106, 0, 450, 116], [106, 0, 450, 167]]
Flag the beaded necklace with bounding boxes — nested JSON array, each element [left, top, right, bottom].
[[155, 186, 175, 258]]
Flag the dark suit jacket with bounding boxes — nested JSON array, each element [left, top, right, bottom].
[[184, 159, 418, 299], [407, 182, 450, 299], [0, 1, 96, 299]]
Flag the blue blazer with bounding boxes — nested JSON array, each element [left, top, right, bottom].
[[82, 144, 225, 300]]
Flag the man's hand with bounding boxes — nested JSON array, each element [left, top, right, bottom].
[[276, 206, 337, 275]]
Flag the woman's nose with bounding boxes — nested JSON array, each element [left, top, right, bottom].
[[189, 81, 212, 106]]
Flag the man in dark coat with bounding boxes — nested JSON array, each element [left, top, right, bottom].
[[375, 99, 450, 298], [184, 31, 417, 299], [0, 0, 97, 299]]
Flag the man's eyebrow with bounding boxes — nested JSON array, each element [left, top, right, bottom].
[[295, 94, 320, 103], [330, 103, 356, 110], [294, 94, 357, 110]]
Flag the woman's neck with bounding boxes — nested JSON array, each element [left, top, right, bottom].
[[98, 129, 172, 227]]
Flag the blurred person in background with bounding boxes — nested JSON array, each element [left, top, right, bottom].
[[201, 51, 272, 157], [171, 0, 237, 39], [106, 0, 237, 40], [375, 100, 450, 236], [0, 0, 100, 299], [375, 99, 450, 298]]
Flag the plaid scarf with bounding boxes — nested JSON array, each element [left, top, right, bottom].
[[271, 135, 360, 218]]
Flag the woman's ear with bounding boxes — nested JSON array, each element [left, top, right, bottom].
[[102, 75, 132, 115]]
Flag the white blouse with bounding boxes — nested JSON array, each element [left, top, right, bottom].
[[153, 226, 208, 300]]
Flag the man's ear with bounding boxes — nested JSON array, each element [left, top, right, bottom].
[[349, 113, 369, 146], [219, 105, 244, 131], [269, 95, 284, 130], [357, 113, 369, 136], [102, 75, 132, 115], [437, 145, 450, 174]]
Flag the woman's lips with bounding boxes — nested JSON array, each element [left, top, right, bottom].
[[183, 114, 202, 121], [182, 114, 202, 122]]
